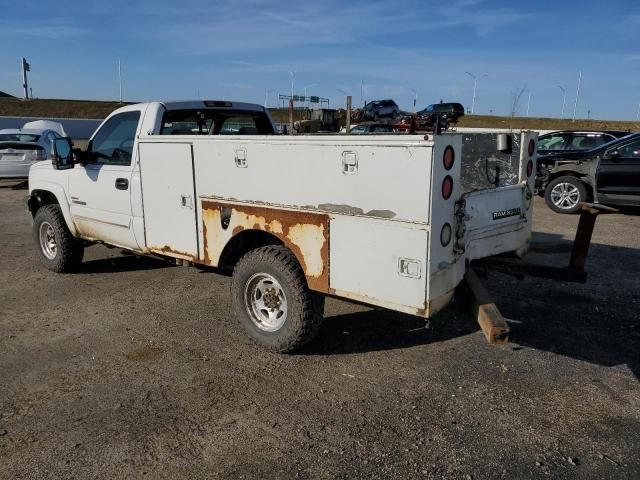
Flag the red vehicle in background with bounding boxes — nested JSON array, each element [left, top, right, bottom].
[[393, 112, 449, 133]]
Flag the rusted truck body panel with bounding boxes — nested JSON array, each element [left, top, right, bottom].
[[135, 130, 537, 318]]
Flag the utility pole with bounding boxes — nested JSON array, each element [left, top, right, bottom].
[[636, 101, 640, 121], [118, 58, 123, 103], [21, 57, 30, 99], [411, 89, 417, 114], [360, 80, 364, 108], [572, 70, 581, 122], [558, 85, 566, 118], [526, 91, 532, 117]]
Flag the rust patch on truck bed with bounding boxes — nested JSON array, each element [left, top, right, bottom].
[[201, 200, 330, 293]]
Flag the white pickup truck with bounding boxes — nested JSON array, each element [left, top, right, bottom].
[[27, 100, 537, 351]]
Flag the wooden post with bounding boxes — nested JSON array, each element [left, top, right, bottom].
[[289, 98, 294, 135], [346, 95, 352, 134]]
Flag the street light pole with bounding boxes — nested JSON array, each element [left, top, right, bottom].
[[465, 72, 476, 113], [558, 85, 566, 118], [411, 89, 417, 114], [118, 58, 122, 104], [572, 70, 582, 122], [465, 72, 486, 114], [289, 71, 296, 100]]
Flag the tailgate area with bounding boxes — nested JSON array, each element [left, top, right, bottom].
[[461, 183, 532, 260]]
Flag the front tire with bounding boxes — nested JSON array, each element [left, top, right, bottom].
[[33, 204, 84, 272], [231, 245, 324, 352], [544, 176, 587, 214]]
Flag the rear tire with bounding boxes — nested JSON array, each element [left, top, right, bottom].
[[33, 204, 84, 272], [231, 245, 325, 352], [544, 176, 587, 214]]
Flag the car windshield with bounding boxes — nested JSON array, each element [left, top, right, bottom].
[[0, 133, 41, 143], [365, 102, 381, 111]]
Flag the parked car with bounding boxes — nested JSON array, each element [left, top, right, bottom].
[[417, 102, 465, 123], [537, 130, 630, 156], [349, 122, 395, 134], [0, 121, 66, 178], [537, 133, 640, 213], [362, 99, 399, 121]]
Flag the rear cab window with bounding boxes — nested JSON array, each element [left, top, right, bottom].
[[160, 109, 274, 135]]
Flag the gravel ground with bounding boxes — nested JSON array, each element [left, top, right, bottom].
[[1, 180, 639, 479]]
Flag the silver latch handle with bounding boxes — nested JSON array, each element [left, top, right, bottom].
[[342, 151, 358, 174], [180, 194, 193, 209], [235, 149, 247, 168]]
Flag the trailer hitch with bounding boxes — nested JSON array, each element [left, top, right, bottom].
[[479, 202, 618, 283], [462, 202, 618, 344]]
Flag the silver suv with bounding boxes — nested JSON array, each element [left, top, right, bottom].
[[363, 99, 399, 121]]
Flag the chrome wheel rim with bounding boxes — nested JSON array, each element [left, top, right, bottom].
[[244, 273, 288, 332], [39, 221, 57, 260], [550, 182, 580, 210]]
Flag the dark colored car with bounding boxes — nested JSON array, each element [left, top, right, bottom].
[[537, 130, 630, 156], [362, 99, 400, 121], [536, 133, 640, 213], [417, 102, 465, 123]]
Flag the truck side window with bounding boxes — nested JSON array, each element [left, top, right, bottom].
[[90, 111, 141, 166]]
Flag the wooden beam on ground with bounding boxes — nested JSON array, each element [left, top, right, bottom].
[[463, 269, 510, 344]]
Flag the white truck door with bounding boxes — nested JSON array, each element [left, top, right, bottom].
[[67, 110, 142, 249], [138, 142, 199, 259]]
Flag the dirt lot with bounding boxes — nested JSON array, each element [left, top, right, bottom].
[[1, 182, 638, 479]]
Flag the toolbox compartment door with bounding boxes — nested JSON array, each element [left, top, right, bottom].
[[138, 142, 199, 260]]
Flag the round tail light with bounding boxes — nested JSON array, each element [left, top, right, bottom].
[[442, 175, 453, 200], [528, 139, 536, 157], [443, 146, 455, 170], [440, 223, 452, 247]]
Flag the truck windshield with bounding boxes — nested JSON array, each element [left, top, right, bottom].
[[160, 109, 274, 135]]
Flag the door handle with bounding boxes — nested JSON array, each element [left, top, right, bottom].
[[115, 178, 129, 190]]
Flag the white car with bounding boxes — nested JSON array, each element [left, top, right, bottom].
[[0, 120, 67, 178]]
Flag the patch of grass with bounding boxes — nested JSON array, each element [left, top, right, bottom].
[[0, 98, 129, 119]]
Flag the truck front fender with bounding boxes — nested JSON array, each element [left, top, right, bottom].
[[28, 181, 77, 236]]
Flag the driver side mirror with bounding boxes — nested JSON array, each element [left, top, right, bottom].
[[51, 137, 75, 170]]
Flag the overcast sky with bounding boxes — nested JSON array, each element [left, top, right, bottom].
[[1, 0, 639, 119]]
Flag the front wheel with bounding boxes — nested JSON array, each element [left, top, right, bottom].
[[231, 245, 325, 352], [33, 204, 84, 272], [544, 176, 587, 214]]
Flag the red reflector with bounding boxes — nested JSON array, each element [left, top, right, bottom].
[[528, 139, 535, 156], [526, 160, 533, 177], [442, 175, 453, 200], [443, 146, 455, 170]]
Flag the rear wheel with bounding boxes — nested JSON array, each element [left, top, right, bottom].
[[231, 245, 324, 352], [33, 204, 84, 272], [544, 176, 587, 214]]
